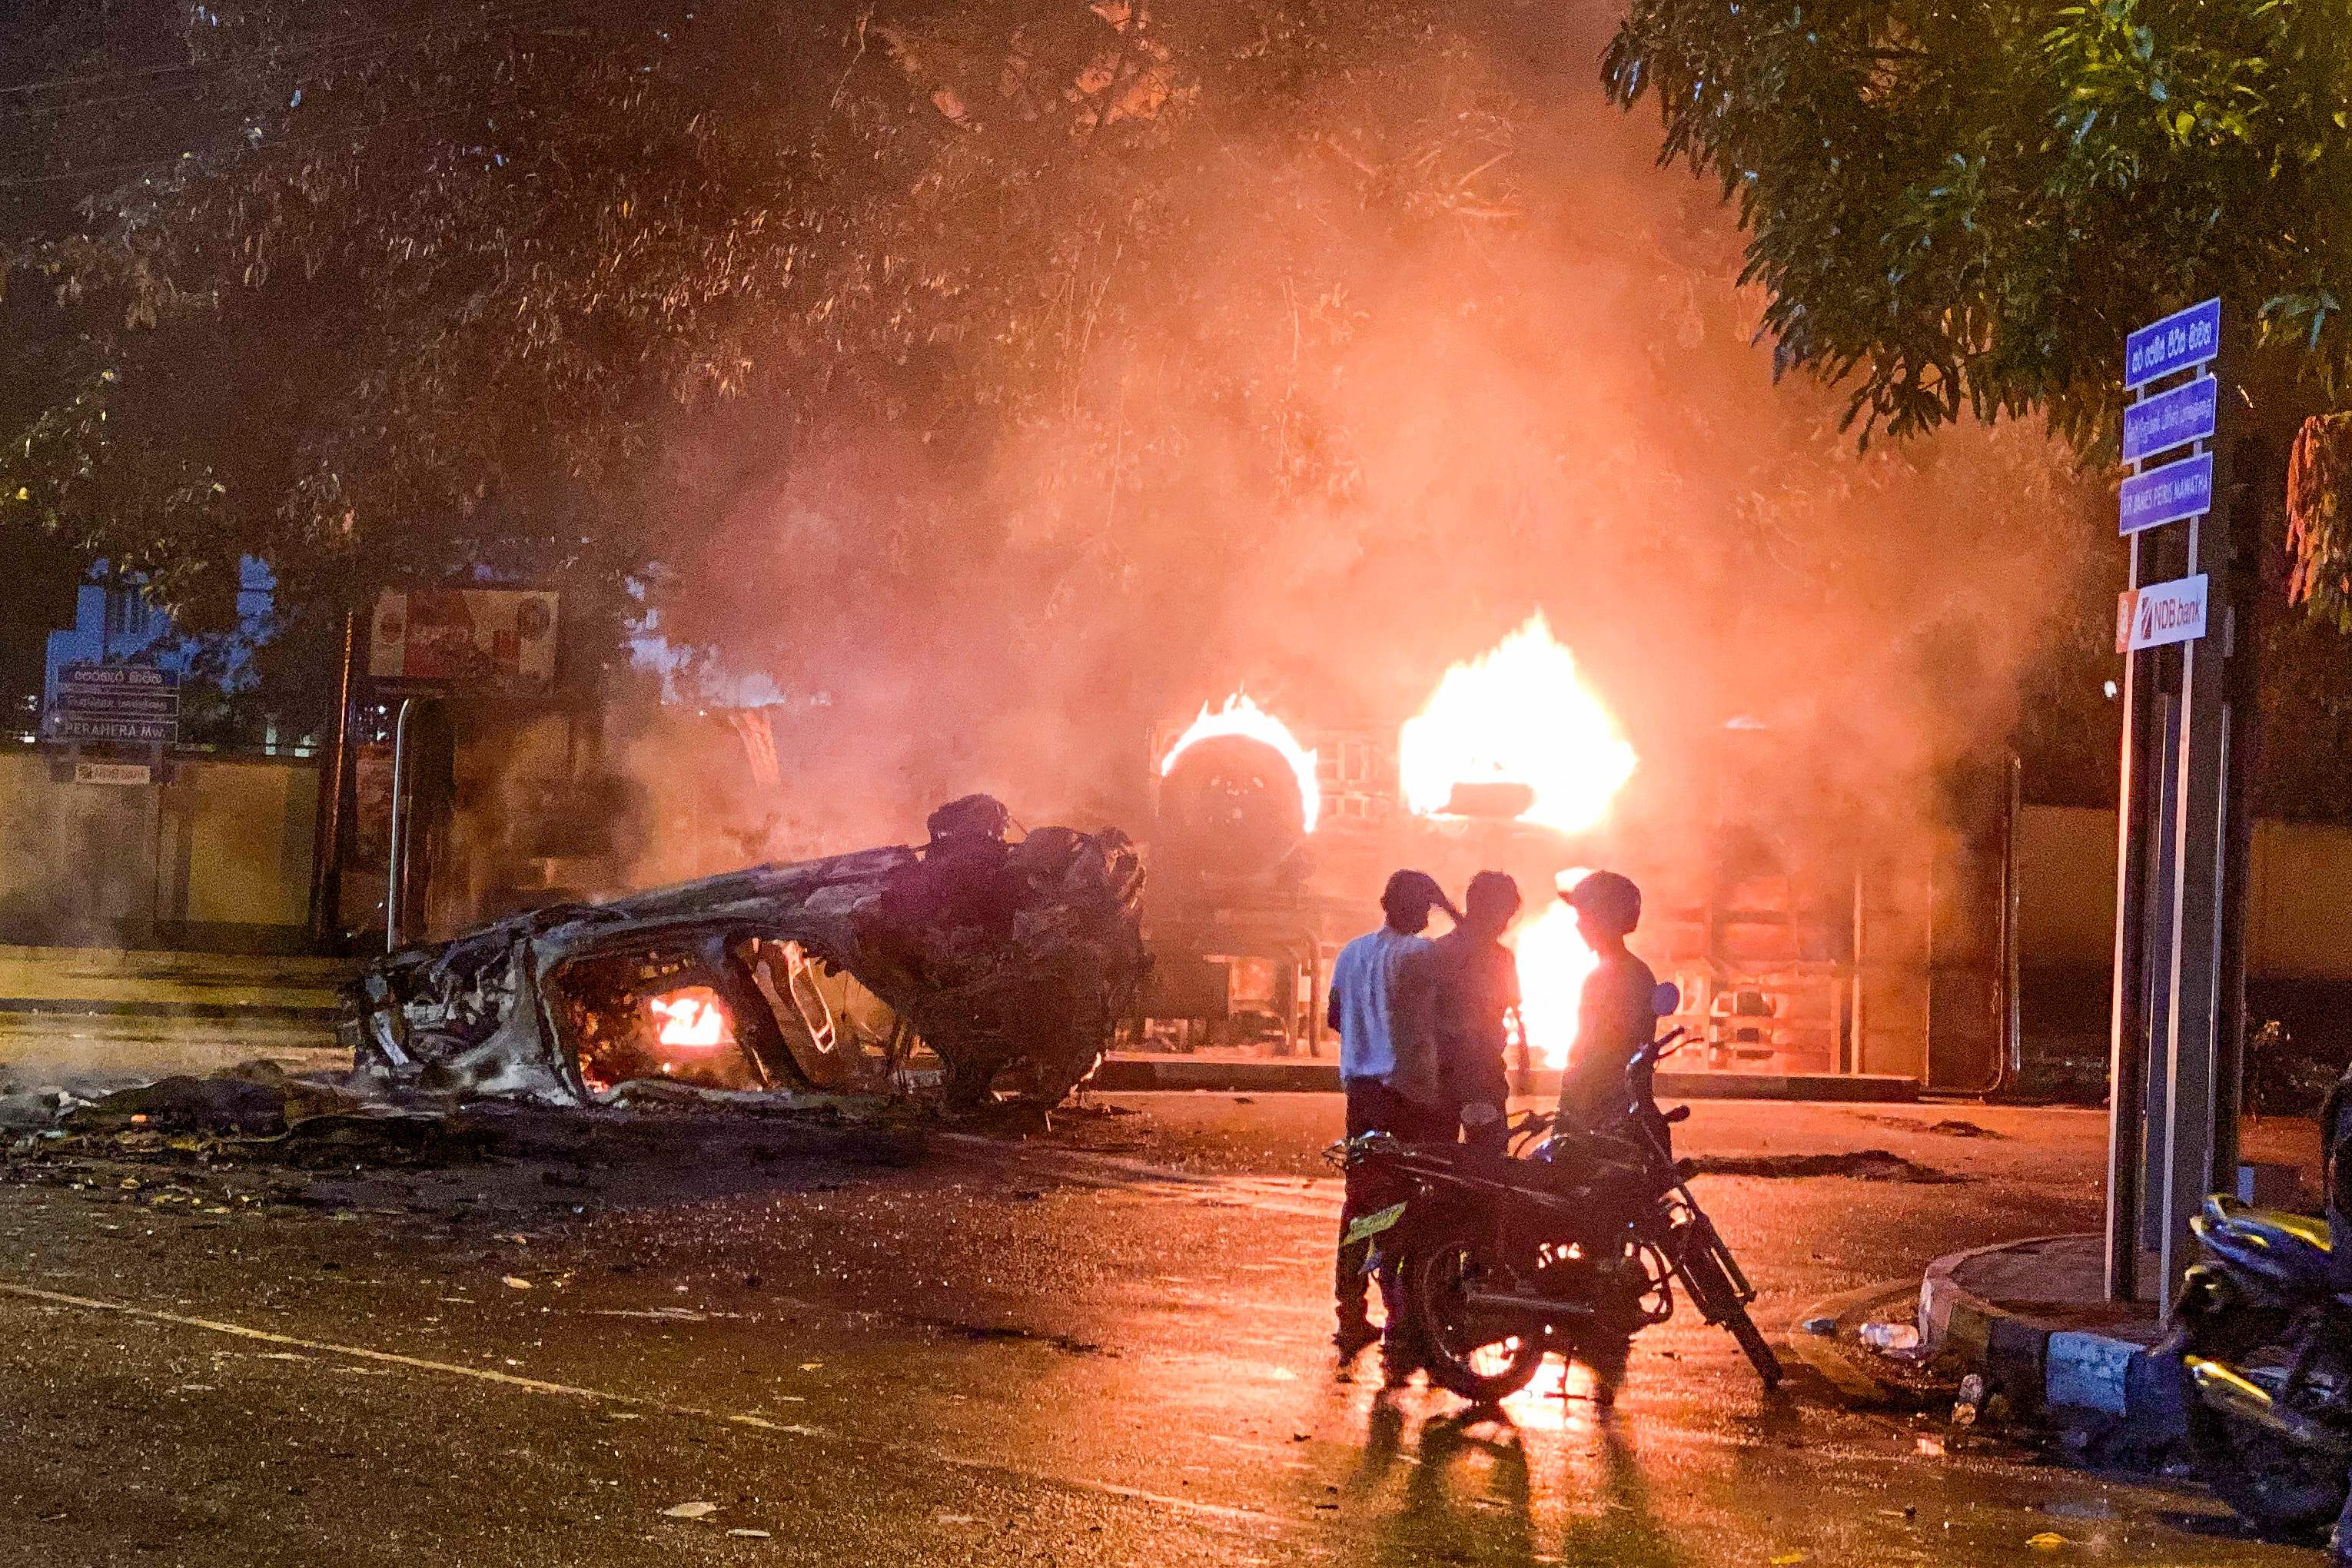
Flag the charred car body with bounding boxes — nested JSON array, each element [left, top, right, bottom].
[[343, 797, 1148, 1109]]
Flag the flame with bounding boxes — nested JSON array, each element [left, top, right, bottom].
[[1507, 879, 1598, 1068], [648, 987, 732, 1048], [1399, 613, 1636, 834], [1160, 691, 1322, 833]]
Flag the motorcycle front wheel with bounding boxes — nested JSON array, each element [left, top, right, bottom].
[[1407, 1238, 1546, 1404], [2181, 1304, 2348, 1542]]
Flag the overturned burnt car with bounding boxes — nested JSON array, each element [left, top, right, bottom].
[[343, 797, 1147, 1109]]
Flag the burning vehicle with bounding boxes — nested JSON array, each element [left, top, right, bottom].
[[1137, 613, 2018, 1093], [342, 796, 1148, 1110]]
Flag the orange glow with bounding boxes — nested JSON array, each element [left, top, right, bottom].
[[1160, 690, 1322, 832], [1399, 613, 1636, 834], [1507, 872, 1597, 1068], [648, 987, 732, 1048]]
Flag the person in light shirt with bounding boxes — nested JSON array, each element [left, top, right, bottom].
[[1327, 869, 1457, 1360]]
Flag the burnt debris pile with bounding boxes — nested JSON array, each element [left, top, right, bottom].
[[344, 796, 1148, 1111]]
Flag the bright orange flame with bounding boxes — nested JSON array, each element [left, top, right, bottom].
[[1160, 691, 1322, 833], [1399, 613, 1636, 834], [649, 988, 731, 1048], [1507, 876, 1598, 1068]]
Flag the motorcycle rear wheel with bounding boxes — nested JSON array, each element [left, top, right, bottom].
[[2181, 1305, 2348, 1543], [1408, 1239, 1546, 1404]]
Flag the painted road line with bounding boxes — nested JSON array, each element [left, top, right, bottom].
[[0, 1277, 1282, 1533]]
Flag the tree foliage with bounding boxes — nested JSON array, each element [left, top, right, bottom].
[[0, 0, 2104, 825], [1604, 0, 2352, 457]]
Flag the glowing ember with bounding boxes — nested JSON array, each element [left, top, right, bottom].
[[1160, 691, 1322, 833], [1399, 613, 1636, 835], [1507, 880, 1598, 1068], [648, 987, 731, 1048]]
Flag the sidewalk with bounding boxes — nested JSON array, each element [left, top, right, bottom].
[[0, 946, 349, 1085], [1912, 1122, 2324, 1447], [1918, 1233, 2183, 1440]]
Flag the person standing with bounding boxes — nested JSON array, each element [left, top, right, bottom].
[[1327, 869, 1456, 1357], [1426, 870, 1526, 1153], [1553, 870, 1659, 1134]]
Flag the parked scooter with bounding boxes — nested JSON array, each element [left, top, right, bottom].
[[2171, 1195, 2348, 1541], [1338, 982, 1782, 1400], [2171, 1075, 2352, 1547]]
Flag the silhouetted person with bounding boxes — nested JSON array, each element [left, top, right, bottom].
[[1329, 869, 1456, 1359], [1553, 870, 1657, 1134], [1425, 870, 1526, 1153]]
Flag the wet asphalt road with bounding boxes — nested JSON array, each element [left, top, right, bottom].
[[0, 1093, 2327, 1567]]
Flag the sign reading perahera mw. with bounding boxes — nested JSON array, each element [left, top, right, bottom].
[[51, 661, 180, 744]]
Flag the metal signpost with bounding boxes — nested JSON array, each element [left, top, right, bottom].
[[2106, 297, 2236, 1305]]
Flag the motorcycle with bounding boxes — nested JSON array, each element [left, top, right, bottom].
[[1338, 982, 1782, 1401], [2171, 1134, 2351, 1541]]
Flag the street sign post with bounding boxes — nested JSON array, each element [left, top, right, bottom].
[[2124, 297, 2222, 390], [2118, 452, 2215, 535], [2121, 375, 2219, 464], [2106, 297, 2236, 1309], [50, 662, 180, 745]]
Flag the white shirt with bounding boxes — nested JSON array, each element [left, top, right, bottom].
[[1330, 927, 1433, 1086]]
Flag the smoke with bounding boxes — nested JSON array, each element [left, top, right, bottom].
[[614, 0, 2098, 892]]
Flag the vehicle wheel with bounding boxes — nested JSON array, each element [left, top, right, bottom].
[[1409, 1238, 1545, 1404], [2182, 1307, 2348, 1542]]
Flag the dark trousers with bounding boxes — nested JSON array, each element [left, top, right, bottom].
[[1336, 1079, 1453, 1327]]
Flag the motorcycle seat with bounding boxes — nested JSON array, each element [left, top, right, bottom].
[[2199, 1194, 2334, 1288], [2204, 1194, 2332, 1252]]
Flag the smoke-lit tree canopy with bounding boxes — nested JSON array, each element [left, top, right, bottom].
[[1605, 0, 2352, 597], [2, 0, 2105, 827]]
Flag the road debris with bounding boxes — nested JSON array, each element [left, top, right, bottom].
[[661, 1501, 720, 1520], [1859, 1321, 1922, 1354], [1693, 1150, 1964, 1184]]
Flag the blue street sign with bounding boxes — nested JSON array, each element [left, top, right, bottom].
[[2124, 297, 2221, 390], [2121, 374, 2219, 463], [2118, 450, 2214, 536], [51, 661, 181, 744]]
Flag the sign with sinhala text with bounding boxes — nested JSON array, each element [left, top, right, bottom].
[[2124, 297, 2222, 390], [2118, 451, 2214, 536], [2115, 575, 2209, 653], [51, 662, 180, 744], [2121, 374, 2219, 464]]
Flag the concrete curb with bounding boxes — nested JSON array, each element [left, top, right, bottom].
[[1918, 1234, 2184, 1444], [0, 998, 340, 1025]]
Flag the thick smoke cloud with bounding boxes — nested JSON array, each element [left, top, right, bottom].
[[620, 0, 2099, 889]]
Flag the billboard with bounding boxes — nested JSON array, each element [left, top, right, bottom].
[[368, 589, 560, 696]]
